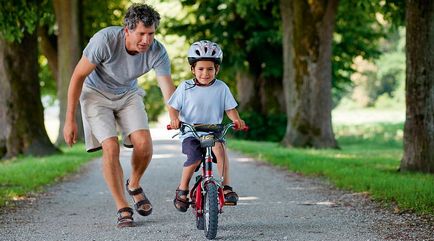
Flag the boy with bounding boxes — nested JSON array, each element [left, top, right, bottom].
[[168, 40, 246, 212]]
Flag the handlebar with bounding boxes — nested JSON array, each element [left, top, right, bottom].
[[167, 122, 248, 140]]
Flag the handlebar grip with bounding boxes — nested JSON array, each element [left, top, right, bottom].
[[233, 122, 249, 131]]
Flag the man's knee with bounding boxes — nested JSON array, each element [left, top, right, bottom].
[[102, 137, 120, 157], [134, 140, 153, 159], [130, 130, 153, 159]]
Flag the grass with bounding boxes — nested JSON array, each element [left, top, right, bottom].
[[0, 143, 99, 207], [228, 122, 434, 215]]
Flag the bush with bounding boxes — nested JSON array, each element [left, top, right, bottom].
[[227, 111, 287, 142]]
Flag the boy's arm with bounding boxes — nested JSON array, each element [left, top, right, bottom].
[[225, 108, 246, 129], [168, 106, 180, 129]]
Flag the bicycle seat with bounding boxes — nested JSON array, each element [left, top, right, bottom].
[[193, 124, 224, 133]]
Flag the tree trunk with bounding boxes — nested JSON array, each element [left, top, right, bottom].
[[53, 0, 83, 145], [236, 70, 256, 112], [236, 70, 285, 115], [38, 25, 58, 81], [400, 0, 434, 173], [0, 33, 59, 159], [280, 0, 339, 148]]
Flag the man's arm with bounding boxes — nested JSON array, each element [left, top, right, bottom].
[[63, 56, 96, 146], [156, 75, 180, 128], [156, 75, 175, 102]]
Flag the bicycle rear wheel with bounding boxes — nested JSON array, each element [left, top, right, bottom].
[[203, 182, 219, 239]]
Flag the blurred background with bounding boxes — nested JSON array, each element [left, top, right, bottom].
[[37, 0, 405, 143]]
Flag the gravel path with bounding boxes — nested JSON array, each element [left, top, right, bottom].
[[0, 128, 433, 241]]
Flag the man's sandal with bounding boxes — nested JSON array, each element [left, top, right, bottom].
[[117, 207, 134, 228], [223, 185, 239, 206], [174, 188, 189, 212], [126, 179, 153, 216]]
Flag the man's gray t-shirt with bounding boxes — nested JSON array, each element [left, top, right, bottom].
[[83, 26, 171, 95], [167, 79, 238, 140]]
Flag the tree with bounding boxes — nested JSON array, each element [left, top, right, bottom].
[[0, 1, 59, 159], [53, 0, 83, 145], [280, 0, 339, 148], [400, 0, 434, 173], [165, 0, 284, 115]]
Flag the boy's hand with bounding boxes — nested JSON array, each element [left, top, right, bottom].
[[234, 119, 246, 130], [170, 118, 180, 129]]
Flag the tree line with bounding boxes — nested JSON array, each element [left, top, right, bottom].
[[0, 0, 432, 173]]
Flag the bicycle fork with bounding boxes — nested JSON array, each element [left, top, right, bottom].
[[193, 147, 225, 215]]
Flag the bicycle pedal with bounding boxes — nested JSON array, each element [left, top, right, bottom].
[[224, 202, 237, 206]]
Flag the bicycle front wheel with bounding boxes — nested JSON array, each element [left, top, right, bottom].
[[203, 182, 219, 239]]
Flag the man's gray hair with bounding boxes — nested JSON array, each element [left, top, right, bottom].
[[124, 3, 161, 30]]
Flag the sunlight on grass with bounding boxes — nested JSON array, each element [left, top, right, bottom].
[[0, 143, 99, 207], [228, 122, 434, 215]]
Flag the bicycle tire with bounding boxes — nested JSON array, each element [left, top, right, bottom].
[[203, 182, 219, 239], [196, 215, 204, 230]]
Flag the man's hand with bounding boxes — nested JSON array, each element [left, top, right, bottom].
[[63, 120, 78, 147]]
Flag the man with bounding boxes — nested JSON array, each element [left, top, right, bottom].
[[63, 3, 175, 228]]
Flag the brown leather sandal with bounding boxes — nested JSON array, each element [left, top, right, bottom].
[[174, 188, 190, 212], [117, 207, 134, 228], [223, 185, 239, 206], [126, 179, 153, 216]]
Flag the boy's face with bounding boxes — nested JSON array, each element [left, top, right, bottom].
[[124, 21, 155, 54], [192, 60, 219, 85]]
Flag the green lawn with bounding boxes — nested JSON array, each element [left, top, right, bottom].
[[228, 123, 434, 215], [0, 143, 99, 207]]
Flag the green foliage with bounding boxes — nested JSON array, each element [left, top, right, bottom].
[[229, 122, 434, 215], [0, 0, 39, 42], [163, 0, 282, 90], [226, 111, 287, 142], [333, 1, 387, 103], [343, 27, 405, 108], [39, 55, 57, 106], [332, 0, 406, 105], [81, 0, 126, 47], [0, 143, 99, 207], [142, 81, 165, 122]]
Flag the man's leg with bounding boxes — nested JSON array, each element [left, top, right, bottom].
[[126, 129, 153, 211], [101, 137, 129, 211]]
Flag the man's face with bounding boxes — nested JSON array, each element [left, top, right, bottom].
[[125, 21, 155, 54]]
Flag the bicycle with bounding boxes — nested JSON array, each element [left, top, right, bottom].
[[167, 122, 247, 240]]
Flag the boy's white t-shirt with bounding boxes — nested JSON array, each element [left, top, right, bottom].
[[168, 79, 238, 140]]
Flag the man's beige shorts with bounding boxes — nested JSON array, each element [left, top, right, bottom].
[[80, 84, 149, 152]]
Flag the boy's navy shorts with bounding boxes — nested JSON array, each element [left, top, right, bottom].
[[181, 137, 220, 167]]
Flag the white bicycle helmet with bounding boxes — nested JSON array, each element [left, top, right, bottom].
[[187, 40, 223, 65]]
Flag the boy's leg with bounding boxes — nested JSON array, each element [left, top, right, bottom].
[[179, 161, 200, 190], [174, 161, 199, 211], [213, 142, 239, 205], [212, 142, 230, 185]]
